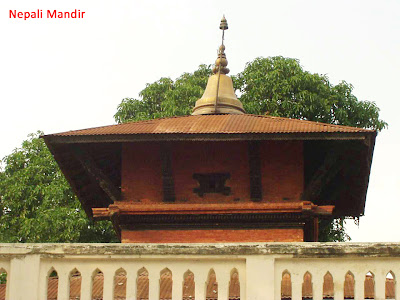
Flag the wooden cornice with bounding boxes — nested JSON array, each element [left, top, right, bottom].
[[92, 201, 334, 219]]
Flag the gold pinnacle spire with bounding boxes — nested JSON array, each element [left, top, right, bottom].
[[192, 16, 245, 115]]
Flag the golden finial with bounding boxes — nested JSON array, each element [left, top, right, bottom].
[[192, 16, 245, 115], [220, 15, 228, 30], [213, 16, 230, 75]]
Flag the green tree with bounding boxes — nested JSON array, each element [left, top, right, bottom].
[[115, 57, 386, 131], [0, 272, 6, 285], [0, 56, 386, 243], [236, 57, 386, 130], [0, 132, 118, 243], [115, 56, 387, 241], [115, 65, 211, 123]]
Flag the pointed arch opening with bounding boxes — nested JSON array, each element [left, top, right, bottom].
[[344, 271, 355, 299], [92, 269, 104, 300], [114, 268, 127, 300], [281, 270, 292, 300], [47, 268, 58, 300], [229, 268, 240, 300], [0, 269, 7, 300], [302, 272, 313, 299], [69, 268, 81, 300], [183, 270, 195, 300], [386, 271, 395, 299], [137, 267, 149, 300], [160, 268, 172, 300], [323, 272, 334, 299], [206, 269, 218, 300], [364, 272, 375, 299]]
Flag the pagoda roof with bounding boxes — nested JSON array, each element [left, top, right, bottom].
[[42, 114, 376, 221], [44, 114, 374, 143]]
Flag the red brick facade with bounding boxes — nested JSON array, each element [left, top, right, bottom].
[[119, 140, 307, 243], [121, 141, 303, 204], [121, 228, 304, 243]]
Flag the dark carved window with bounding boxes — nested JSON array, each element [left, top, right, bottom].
[[193, 173, 231, 197]]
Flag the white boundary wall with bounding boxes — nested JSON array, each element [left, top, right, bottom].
[[0, 242, 399, 300]]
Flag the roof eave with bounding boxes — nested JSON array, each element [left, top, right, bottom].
[[43, 131, 376, 144]]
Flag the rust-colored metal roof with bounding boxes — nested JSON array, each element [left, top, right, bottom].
[[47, 114, 373, 138]]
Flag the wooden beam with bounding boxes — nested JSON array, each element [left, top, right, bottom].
[[97, 201, 333, 216], [91, 207, 121, 241], [72, 146, 120, 203], [109, 208, 121, 241], [314, 217, 319, 242], [302, 146, 346, 203], [160, 143, 175, 203], [92, 208, 110, 219], [248, 141, 262, 202], [44, 143, 94, 218]]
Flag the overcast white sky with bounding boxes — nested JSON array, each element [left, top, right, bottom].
[[1, 0, 399, 242]]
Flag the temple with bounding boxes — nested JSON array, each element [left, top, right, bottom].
[[42, 17, 376, 243]]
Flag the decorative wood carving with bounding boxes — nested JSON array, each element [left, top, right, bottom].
[[193, 173, 231, 197], [248, 141, 262, 202]]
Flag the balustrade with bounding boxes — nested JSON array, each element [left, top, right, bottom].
[[0, 243, 399, 300]]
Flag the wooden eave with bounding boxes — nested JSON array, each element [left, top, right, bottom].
[[43, 131, 374, 144]]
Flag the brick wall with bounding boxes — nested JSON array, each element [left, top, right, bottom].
[[121, 228, 304, 243], [260, 140, 303, 202], [121, 141, 304, 204], [121, 142, 163, 202]]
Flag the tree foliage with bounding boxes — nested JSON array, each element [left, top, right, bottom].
[[319, 218, 351, 242], [115, 65, 212, 123], [235, 57, 386, 130], [0, 132, 118, 243], [115, 56, 386, 131], [115, 56, 387, 242], [0, 56, 386, 243]]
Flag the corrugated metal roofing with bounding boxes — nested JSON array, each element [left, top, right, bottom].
[[48, 114, 373, 137]]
